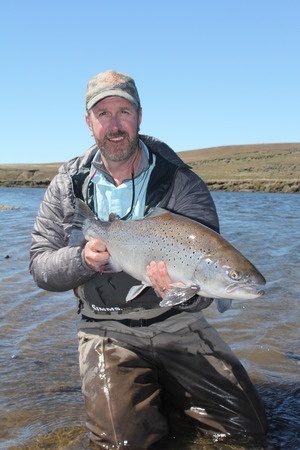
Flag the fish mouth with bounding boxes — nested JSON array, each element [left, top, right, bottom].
[[226, 283, 265, 296]]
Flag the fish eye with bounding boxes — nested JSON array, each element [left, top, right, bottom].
[[229, 270, 242, 280]]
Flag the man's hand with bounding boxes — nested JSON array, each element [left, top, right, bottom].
[[146, 261, 174, 299], [84, 239, 110, 272]]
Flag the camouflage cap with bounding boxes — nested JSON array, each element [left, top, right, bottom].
[[86, 70, 141, 110]]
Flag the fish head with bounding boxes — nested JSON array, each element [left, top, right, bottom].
[[194, 245, 266, 300]]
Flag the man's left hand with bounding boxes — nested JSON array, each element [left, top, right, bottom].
[[146, 261, 173, 298]]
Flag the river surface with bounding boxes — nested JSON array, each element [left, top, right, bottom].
[[0, 188, 299, 450]]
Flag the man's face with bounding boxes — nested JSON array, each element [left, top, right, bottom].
[[86, 96, 142, 162]]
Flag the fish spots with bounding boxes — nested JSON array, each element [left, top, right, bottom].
[[202, 247, 211, 254], [206, 259, 219, 270]]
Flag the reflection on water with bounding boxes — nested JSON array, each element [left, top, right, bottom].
[[0, 188, 299, 449]]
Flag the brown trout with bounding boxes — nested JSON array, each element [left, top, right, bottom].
[[71, 199, 266, 312]]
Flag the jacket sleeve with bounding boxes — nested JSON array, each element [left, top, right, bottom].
[[29, 171, 96, 292], [166, 167, 220, 233]]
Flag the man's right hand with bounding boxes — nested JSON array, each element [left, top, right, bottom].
[[84, 239, 110, 272]]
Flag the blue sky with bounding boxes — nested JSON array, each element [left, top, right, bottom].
[[0, 0, 299, 164]]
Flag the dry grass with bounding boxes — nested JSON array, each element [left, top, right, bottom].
[[177, 143, 300, 192], [0, 143, 299, 192], [0, 163, 61, 187]]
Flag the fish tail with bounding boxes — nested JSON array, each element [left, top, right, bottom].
[[68, 198, 98, 247], [75, 198, 96, 222]]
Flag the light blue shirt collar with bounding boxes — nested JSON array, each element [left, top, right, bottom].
[[91, 141, 156, 221]]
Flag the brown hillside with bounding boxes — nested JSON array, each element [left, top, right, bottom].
[[178, 143, 300, 192], [0, 143, 299, 192]]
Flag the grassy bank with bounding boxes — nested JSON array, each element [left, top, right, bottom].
[[1, 143, 299, 193], [179, 143, 299, 193]]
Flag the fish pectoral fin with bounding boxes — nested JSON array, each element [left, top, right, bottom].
[[215, 299, 232, 313], [159, 285, 200, 307], [100, 258, 122, 273], [125, 283, 149, 302]]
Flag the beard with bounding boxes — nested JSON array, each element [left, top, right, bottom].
[[96, 130, 140, 162]]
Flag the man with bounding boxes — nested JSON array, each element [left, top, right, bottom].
[[30, 70, 267, 449]]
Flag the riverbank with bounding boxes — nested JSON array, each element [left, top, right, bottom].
[[1, 143, 299, 193], [179, 142, 299, 193]]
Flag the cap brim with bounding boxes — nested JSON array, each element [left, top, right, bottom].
[[86, 89, 139, 110]]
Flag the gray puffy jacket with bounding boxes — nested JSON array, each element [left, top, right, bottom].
[[30, 135, 219, 316]]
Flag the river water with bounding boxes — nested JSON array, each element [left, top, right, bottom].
[[0, 187, 299, 450]]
